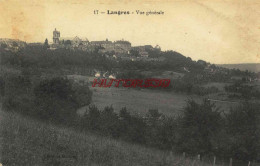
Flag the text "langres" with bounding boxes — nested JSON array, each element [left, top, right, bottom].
[[92, 79, 171, 88]]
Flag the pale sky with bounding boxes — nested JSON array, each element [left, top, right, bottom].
[[0, 0, 259, 64]]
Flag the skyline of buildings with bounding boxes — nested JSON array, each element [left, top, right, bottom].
[[51, 28, 161, 57]]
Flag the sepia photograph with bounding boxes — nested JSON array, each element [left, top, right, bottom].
[[0, 0, 260, 165]]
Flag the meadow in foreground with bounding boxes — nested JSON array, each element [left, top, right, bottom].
[[0, 109, 221, 166]]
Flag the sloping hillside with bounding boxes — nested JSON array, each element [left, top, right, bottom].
[[0, 108, 219, 166]]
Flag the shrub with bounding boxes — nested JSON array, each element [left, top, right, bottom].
[[226, 103, 260, 161], [144, 109, 179, 150], [178, 99, 223, 155], [71, 82, 92, 107], [118, 108, 147, 144], [81, 105, 101, 131], [2, 73, 33, 114], [33, 77, 78, 123], [99, 106, 121, 138]]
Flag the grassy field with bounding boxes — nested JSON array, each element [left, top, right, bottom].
[[78, 86, 193, 117], [77, 86, 239, 117], [0, 108, 222, 166], [70, 74, 239, 117]]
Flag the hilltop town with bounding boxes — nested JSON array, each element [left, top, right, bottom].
[[0, 28, 259, 83], [0, 28, 165, 62], [49, 28, 163, 61]]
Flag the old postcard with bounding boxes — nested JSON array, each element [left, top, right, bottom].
[[0, 0, 260, 165]]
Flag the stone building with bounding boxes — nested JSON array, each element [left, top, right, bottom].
[[114, 40, 131, 54], [131, 46, 149, 58], [60, 36, 83, 47], [51, 29, 132, 54], [132, 46, 146, 52], [90, 39, 114, 52]]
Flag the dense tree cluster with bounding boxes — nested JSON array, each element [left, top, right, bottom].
[[0, 73, 92, 124], [0, 47, 207, 73], [225, 81, 260, 99], [77, 100, 260, 164]]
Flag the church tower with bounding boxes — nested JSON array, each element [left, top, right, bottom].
[[53, 28, 60, 44]]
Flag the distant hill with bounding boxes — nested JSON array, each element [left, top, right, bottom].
[[218, 63, 260, 73]]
